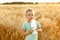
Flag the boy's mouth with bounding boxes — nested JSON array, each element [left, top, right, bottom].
[[31, 17, 33, 19]]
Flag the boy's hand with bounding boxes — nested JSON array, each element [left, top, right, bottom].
[[29, 29, 34, 34], [36, 28, 42, 32]]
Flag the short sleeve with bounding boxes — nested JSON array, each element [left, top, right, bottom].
[[21, 23, 26, 30], [36, 21, 41, 28]]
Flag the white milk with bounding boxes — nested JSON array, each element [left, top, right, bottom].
[[31, 19, 37, 34]]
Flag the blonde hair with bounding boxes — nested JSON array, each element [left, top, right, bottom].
[[25, 8, 34, 15]]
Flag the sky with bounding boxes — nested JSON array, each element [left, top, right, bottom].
[[0, 0, 60, 3]]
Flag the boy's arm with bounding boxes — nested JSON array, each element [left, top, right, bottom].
[[21, 29, 29, 36], [21, 23, 34, 36], [36, 21, 42, 32], [21, 29, 34, 36], [21, 23, 30, 36]]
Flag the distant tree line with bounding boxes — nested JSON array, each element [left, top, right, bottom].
[[3, 2, 38, 4], [2, 2, 60, 5]]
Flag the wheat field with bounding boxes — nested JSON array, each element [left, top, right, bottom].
[[0, 4, 60, 40]]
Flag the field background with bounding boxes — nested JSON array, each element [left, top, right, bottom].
[[0, 4, 60, 40]]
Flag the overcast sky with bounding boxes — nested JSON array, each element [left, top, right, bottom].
[[0, 0, 60, 3]]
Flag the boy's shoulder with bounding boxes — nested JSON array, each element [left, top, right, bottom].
[[22, 21, 27, 25], [35, 20, 40, 23]]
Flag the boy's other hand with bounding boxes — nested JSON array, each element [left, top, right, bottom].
[[36, 28, 42, 32]]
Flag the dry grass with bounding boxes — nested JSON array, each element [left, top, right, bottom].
[[0, 4, 60, 40]]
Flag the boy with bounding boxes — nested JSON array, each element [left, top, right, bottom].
[[21, 9, 42, 40]]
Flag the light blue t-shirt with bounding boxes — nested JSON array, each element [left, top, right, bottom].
[[22, 21, 41, 40]]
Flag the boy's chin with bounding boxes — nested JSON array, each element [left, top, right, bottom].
[[28, 19, 33, 21]]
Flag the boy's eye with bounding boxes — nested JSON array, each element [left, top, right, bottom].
[[28, 14, 33, 16], [28, 15, 30, 16], [31, 14, 33, 16]]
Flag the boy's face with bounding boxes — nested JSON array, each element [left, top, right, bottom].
[[26, 11, 33, 21]]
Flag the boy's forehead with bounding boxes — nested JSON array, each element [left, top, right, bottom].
[[27, 11, 33, 14]]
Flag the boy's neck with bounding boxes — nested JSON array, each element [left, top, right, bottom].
[[28, 20, 31, 22]]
